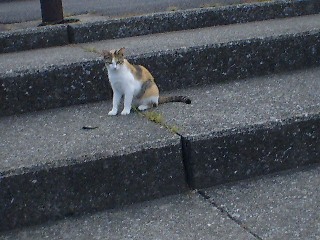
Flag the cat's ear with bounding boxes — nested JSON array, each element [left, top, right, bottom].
[[117, 47, 125, 56], [102, 50, 111, 57], [102, 50, 113, 60]]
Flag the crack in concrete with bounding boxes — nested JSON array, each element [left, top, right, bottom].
[[180, 136, 193, 190], [198, 189, 263, 240], [132, 109, 195, 190]]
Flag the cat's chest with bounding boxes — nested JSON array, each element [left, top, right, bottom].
[[107, 67, 141, 93]]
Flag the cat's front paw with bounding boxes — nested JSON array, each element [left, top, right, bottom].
[[120, 109, 131, 115], [108, 110, 118, 116]]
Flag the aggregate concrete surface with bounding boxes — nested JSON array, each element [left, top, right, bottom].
[[2, 165, 319, 239], [155, 67, 320, 187], [0, 0, 244, 24], [204, 164, 320, 239], [1, 0, 320, 235], [2, 13, 320, 74], [0, 101, 179, 172], [0, 24, 69, 53], [0, 45, 97, 74], [1, 66, 319, 230], [157, 66, 320, 137], [0, 100, 187, 230], [2, 0, 320, 53], [2, 14, 320, 116], [80, 13, 320, 56], [68, 0, 320, 44], [0, 193, 256, 240]]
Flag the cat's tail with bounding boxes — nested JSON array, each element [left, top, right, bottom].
[[158, 96, 191, 105]]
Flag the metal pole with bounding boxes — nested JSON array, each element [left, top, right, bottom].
[[40, 0, 64, 25]]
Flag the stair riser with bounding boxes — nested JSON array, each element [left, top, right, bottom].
[[0, 61, 110, 116], [183, 114, 320, 189], [1, 30, 320, 116], [138, 31, 320, 91], [0, 25, 68, 54], [0, 144, 187, 231], [70, 0, 320, 44]]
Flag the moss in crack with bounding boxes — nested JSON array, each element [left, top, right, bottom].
[[200, 3, 222, 8], [167, 6, 179, 12], [144, 111, 164, 124], [81, 46, 101, 55], [133, 107, 180, 134]]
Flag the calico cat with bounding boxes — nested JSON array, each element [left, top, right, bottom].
[[102, 47, 191, 115]]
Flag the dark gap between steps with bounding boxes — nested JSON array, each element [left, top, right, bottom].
[[134, 110, 194, 190], [67, 24, 76, 43], [180, 137, 194, 190]]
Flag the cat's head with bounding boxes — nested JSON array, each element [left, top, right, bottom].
[[102, 48, 125, 70]]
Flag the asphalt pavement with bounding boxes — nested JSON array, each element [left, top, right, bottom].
[[0, 0, 246, 23]]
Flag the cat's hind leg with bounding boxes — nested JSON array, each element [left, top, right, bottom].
[[138, 96, 159, 111], [138, 105, 150, 111]]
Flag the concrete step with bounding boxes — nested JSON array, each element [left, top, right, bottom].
[[0, 192, 257, 240], [155, 66, 320, 189], [1, 0, 320, 53], [1, 165, 319, 240], [1, 13, 320, 116], [1, 66, 319, 231], [0, 100, 187, 231]]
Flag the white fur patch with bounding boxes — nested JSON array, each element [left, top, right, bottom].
[[107, 63, 143, 115], [107, 64, 142, 95], [138, 105, 149, 111]]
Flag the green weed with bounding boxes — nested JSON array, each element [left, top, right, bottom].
[[133, 107, 180, 134]]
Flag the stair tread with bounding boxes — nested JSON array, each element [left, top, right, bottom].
[[0, 193, 256, 240], [156, 67, 320, 138], [0, 100, 179, 174]]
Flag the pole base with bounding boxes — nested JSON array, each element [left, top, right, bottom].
[[38, 18, 79, 27]]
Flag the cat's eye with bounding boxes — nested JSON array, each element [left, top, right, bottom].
[[104, 57, 112, 64]]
